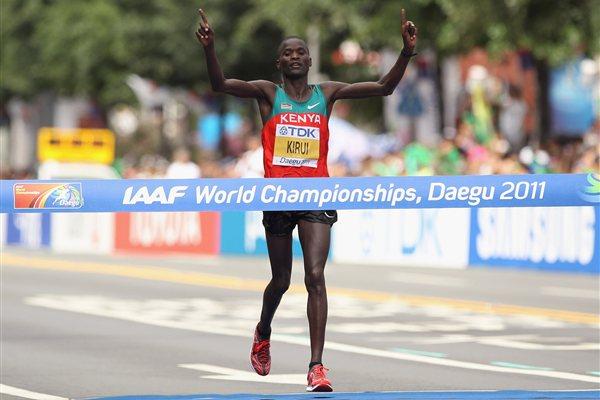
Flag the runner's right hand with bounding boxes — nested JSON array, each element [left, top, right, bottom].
[[195, 8, 214, 47]]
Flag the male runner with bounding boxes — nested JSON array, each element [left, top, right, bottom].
[[196, 8, 417, 392]]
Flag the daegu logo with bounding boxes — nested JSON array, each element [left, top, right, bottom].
[[276, 124, 320, 139], [50, 184, 83, 208], [123, 186, 188, 205], [14, 183, 83, 209], [579, 173, 600, 203]]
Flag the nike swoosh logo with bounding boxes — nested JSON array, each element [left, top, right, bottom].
[[307, 103, 320, 109]]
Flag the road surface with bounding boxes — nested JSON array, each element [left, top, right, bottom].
[[1, 247, 598, 399]]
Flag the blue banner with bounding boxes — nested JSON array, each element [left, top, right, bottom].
[[6, 213, 51, 248], [220, 211, 303, 256], [469, 206, 600, 273], [2, 174, 599, 213]]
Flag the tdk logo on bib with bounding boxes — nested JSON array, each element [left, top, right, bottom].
[[276, 124, 320, 139], [273, 122, 320, 168]]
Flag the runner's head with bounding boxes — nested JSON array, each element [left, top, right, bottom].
[[276, 36, 311, 78]]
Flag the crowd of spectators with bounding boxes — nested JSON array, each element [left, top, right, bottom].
[[122, 59, 598, 180], [122, 118, 599, 180]]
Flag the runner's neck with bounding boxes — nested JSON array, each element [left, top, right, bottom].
[[282, 77, 311, 102]]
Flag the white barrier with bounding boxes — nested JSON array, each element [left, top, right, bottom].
[[50, 213, 115, 254], [331, 209, 470, 268]]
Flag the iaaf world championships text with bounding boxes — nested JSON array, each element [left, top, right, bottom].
[[122, 181, 547, 208]]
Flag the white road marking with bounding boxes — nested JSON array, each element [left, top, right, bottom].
[[541, 286, 599, 300], [480, 335, 600, 351], [25, 294, 600, 384], [0, 384, 68, 400], [179, 364, 305, 385], [392, 272, 465, 287], [410, 334, 599, 350], [329, 322, 427, 333]]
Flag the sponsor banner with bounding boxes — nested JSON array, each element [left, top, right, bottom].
[[114, 212, 219, 255], [6, 213, 50, 248], [469, 207, 599, 273], [51, 213, 115, 254], [2, 174, 598, 213], [220, 211, 302, 256], [332, 209, 470, 268]]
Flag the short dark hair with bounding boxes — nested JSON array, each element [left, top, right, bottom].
[[277, 36, 308, 57]]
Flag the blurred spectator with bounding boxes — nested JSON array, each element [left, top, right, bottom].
[[329, 161, 351, 177], [573, 145, 600, 173], [462, 65, 495, 145], [198, 157, 224, 178], [403, 143, 434, 175], [166, 147, 201, 179], [499, 84, 527, 152], [437, 138, 464, 175], [373, 152, 404, 176], [397, 68, 424, 143], [234, 135, 264, 178]]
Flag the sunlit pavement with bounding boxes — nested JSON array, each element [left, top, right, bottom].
[[1, 248, 598, 399]]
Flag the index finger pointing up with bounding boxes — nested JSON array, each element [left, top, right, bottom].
[[199, 8, 209, 24], [401, 8, 407, 26]]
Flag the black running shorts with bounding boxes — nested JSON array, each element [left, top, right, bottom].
[[262, 210, 338, 236]]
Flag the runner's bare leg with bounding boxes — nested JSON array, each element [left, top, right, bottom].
[[298, 220, 331, 364], [259, 232, 293, 338]]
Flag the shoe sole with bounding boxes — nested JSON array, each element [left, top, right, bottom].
[[306, 383, 333, 392]]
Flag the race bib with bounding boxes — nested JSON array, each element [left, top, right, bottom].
[[273, 123, 320, 168]]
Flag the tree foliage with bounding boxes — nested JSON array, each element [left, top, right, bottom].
[[1, 0, 597, 106]]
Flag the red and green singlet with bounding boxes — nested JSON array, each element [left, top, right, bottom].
[[261, 84, 330, 178]]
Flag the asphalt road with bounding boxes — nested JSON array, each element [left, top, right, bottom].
[[1, 246, 599, 399]]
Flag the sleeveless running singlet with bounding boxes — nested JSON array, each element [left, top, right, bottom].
[[262, 84, 330, 178]]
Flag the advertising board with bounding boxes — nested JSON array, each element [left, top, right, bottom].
[[114, 212, 220, 255], [331, 209, 470, 268], [469, 207, 599, 273]]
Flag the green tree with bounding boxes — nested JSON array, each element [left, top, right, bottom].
[[2, 0, 597, 107], [1, 0, 280, 106], [1, 0, 46, 99], [240, 0, 597, 64]]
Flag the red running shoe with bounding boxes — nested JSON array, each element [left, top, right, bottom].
[[250, 325, 271, 376], [306, 364, 333, 392]]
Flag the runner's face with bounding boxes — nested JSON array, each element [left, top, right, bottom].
[[277, 39, 311, 78]]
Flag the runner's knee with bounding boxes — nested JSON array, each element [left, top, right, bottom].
[[271, 275, 291, 295], [304, 268, 326, 295]]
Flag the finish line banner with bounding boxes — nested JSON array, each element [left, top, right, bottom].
[[1, 174, 599, 213]]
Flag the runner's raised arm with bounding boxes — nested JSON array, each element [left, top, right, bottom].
[[195, 8, 275, 102], [321, 8, 418, 103]]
